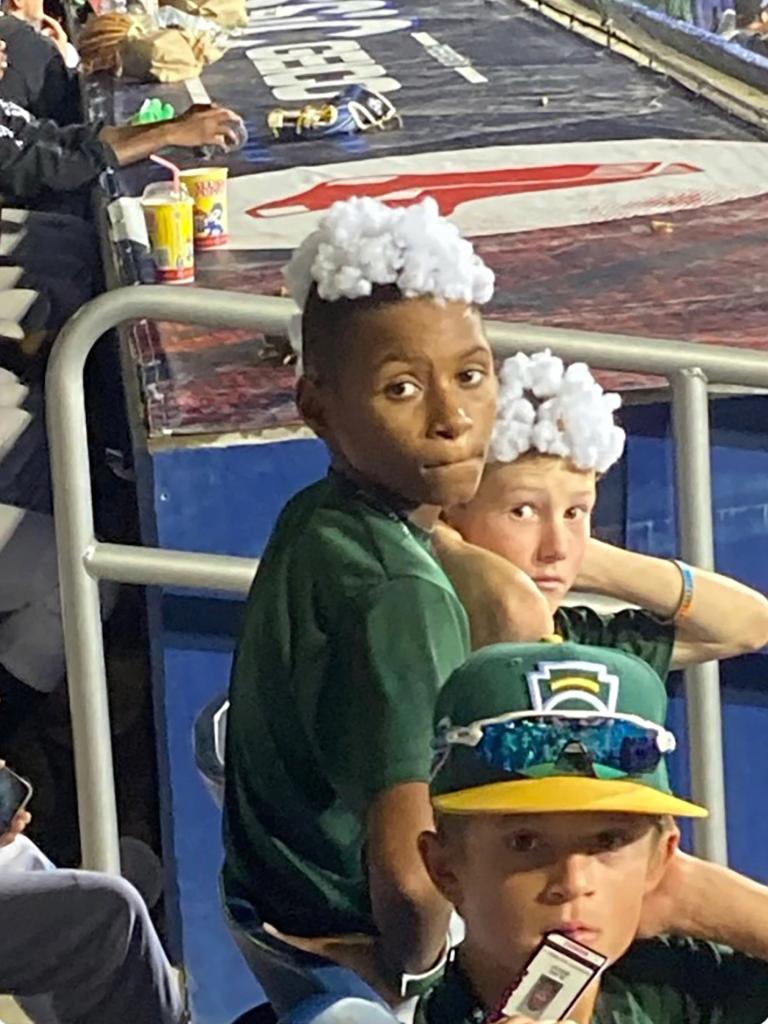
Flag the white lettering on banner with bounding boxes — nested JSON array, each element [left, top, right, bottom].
[[233, 15, 412, 39], [245, 0, 391, 12], [237, 0, 411, 39], [244, 40, 401, 100], [234, 0, 406, 100]]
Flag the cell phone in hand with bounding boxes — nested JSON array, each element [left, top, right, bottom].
[[489, 933, 607, 1022], [0, 765, 33, 833]]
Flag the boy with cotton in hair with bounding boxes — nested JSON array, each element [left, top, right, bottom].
[[223, 198, 546, 1015], [417, 641, 768, 1024], [440, 350, 768, 673]]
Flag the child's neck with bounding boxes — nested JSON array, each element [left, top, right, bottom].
[[330, 461, 442, 530], [571, 981, 601, 1024], [408, 504, 442, 530], [459, 943, 600, 1023]]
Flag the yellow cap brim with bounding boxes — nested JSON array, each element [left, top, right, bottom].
[[432, 776, 708, 818]]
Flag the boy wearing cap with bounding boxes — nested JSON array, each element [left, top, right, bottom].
[[440, 351, 768, 674], [224, 198, 547, 1012], [418, 641, 768, 1023]]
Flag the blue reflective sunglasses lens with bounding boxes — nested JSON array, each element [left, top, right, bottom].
[[476, 718, 662, 775]]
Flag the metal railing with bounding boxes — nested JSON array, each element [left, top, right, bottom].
[[47, 285, 768, 875]]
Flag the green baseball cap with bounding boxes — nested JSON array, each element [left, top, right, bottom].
[[431, 639, 707, 818]]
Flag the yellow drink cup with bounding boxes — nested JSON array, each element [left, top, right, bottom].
[[180, 167, 229, 249], [140, 183, 195, 284]]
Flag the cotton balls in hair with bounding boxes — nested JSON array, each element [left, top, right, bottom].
[[490, 350, 626, 473], [283, 196, 495, 310]]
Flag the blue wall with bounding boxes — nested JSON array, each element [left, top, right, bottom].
[[152, 439, 329, 1024], [619, 399, 768, 875]]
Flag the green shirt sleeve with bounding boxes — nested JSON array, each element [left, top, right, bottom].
[[314, 575, 470, 814], [609, 937, 768, 1023], [556, 605, 675, 681], [694, 943, 768, 1024]]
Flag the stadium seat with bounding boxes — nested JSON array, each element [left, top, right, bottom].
[[194, 692, 228, 804]]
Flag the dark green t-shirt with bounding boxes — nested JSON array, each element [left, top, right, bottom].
[[556, 605, 675, 682], [416, 938, 768, 1024], [223, 473, 470, 936]]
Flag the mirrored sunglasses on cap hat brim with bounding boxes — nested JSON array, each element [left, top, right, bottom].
[[432, 710, 677, 779]]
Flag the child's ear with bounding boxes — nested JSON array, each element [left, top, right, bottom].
[[296, 376, 329, 440], [647, 820, 680, 891], [418, 830, 465, 910]]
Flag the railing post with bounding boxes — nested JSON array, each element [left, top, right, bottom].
[[671, 368, 728, 865], [47, 328, 121, 874]]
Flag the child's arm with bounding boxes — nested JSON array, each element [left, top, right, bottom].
[[367, 782, 451, 982], [575, 539, 768, 668], [640, 850, 768, 960], [433, 524, 554, 649], [316, 576, 466, 985]]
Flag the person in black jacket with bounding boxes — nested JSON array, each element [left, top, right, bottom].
[[0, 93, 244, 211], [0, 0, 80, 125]]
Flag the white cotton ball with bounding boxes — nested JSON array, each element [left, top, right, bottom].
[[282, 196, 495, 309], [490, 349, 624, 471], [497, 377, 524, 406], [499, 353, 533, 391], [562, 361, 593, 387], [535, 397, 559, 423], [489, 416, 533, 463], [528, 350, 564, 398], [604, 391, 622, 413], [531, 418, 561, 452], [283, 231, 321, 309], [510, 397, 536, 424]]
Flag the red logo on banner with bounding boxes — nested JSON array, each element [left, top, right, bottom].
[[247, 161, 702, 219]]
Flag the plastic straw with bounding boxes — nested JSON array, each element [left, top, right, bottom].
[[150, 153, 181, 195]]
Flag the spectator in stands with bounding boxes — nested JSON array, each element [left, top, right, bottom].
[[416, 641, 768, 1024], [0, 504, 72, 747], [440, 350, 768, 674], [0, 0, 80, 124], [0, 90, 244, 214], [0, 781, 185, 1023], [223, 198, 535, 1015]]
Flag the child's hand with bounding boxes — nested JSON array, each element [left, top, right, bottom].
[[432, 523, 554, 648]]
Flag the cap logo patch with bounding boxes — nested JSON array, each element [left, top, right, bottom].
[[527, 660, 619, 714]]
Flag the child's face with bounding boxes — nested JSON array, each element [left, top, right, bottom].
[[446, 455, 597, 610], [298, 298, 497, 508], [422, 812, 672, 978]]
